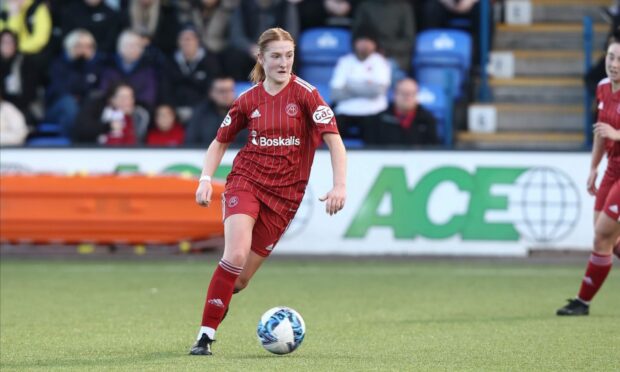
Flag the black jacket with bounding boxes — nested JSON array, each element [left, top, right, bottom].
[[161, 50, 221, 108], [60, 2, 127, 55], [184, 100, 247, 146], [376, 104, 439, 146]]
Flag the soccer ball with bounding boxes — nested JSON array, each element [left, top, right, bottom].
[[256, 306, 306, 355]]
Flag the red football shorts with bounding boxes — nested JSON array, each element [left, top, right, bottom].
[[602, 179, 620, 222], [595, 159, 620, 212], [221, 189, 292, 257]]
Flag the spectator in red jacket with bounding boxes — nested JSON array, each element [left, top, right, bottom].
[[146, 103, 185, 146]]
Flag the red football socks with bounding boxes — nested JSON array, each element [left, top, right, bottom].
[[201, 259, 242, 329], [577, 252, 613, 303]]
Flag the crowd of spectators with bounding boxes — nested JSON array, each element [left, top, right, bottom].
[[0, 0, 491, 147]]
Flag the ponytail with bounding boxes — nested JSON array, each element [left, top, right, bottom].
[[249, 61, 265, 84]]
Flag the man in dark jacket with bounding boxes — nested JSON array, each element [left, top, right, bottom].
[[161, 26, 221, 123], [376, 78, 439, 146], [184, 76, 246, 146], [45, 29, 102, 136]]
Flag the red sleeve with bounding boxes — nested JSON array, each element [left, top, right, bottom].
[[216, 98, 248, 143], [596, 83, 603, 122], [304, 88, 339, 136]]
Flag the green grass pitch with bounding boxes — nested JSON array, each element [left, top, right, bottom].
[[1, 258, 618, 371]]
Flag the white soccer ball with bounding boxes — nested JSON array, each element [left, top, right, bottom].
[[256, 306, 306, 355]]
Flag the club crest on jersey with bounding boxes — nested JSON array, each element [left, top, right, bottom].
[[228, 196, 239, 208], [312, 105, 334, 124], [286, 103, 299, 117], [220, 113, 232, 127]]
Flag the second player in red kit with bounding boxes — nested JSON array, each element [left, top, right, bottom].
[[556, 34, 620, 316], [189, 28, 347, 355]]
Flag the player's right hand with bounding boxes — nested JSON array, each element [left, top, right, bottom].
[[586, 169, 598, 196], [195, 181, 213, 207]]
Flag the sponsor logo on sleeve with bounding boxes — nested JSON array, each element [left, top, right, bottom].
[[220, 113, 232, 127], [312, 105, 334, 124]]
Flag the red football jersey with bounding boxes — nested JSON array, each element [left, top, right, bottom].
[[216, 74, 340, 215], [596, 78, 620, 159]]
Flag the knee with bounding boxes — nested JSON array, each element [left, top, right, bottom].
[[234, 276, 249, 293], [593, 230, 615, 254], [224, 251, 247, 268]]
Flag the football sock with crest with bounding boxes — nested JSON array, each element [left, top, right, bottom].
[[577, 252, 613, 302], [198, 259, 242, 339]]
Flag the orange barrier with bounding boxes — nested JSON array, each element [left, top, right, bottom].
[[0, 174, 224, 244]]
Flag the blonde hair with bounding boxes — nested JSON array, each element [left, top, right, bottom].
[[249, 28, 295, 84]]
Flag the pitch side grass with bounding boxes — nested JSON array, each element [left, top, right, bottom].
[[1, 258, 618, 371]]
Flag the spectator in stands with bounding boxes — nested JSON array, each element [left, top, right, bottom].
[[0, 29, 38, 125], [45, 29, 102, 137], [161, 26, 221, 123], [330, 29, 390, 143], [74, 82, 149, 145], [100, 29, 159, 109], [176, 0, 238, 58], [0, 93, 28, 146], [225, 0, 299, 80], [375, 78, 438, 146], [0, 0, 52, 55], [297, 0, 356, 30], [60, 0, 126, 57], [128, 0, 179, 56], [421, 0, 494, 70], [352, 0, 415, 74], [185, 75, 247, 145], [146, 104, 185, 146]]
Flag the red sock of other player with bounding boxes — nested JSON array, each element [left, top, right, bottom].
[[577, 252, 613, 303], [199, 259, 242, 337]]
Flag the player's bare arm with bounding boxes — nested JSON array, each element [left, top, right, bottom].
[[588, 129, 606, 195], [319, 133, 347, 216], [196, 139, 230, 207]]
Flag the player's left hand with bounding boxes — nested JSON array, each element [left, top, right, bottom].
[[593, 122, 620, 141], [319, 184, 346, 216]]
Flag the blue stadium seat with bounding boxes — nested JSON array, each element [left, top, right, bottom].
[[36, 122, 62, 135], [417, 84, 448, 141], [342, 138, 364, 149], [416, 67, 464, 99], [26, 137, 71, 147], [298, 65, 337, 88], [299, 27, 351, 86], [314, 82, 332, 104], [413, 29, 472, 99], [234, 81, 254, 98], [413, 29, 472, 71]]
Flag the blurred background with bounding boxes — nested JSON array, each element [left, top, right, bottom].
[[1, 0, 615, 256]]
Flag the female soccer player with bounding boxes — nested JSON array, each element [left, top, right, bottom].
[[189, 27, 347, 354], [556, 36, 620, 316]]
